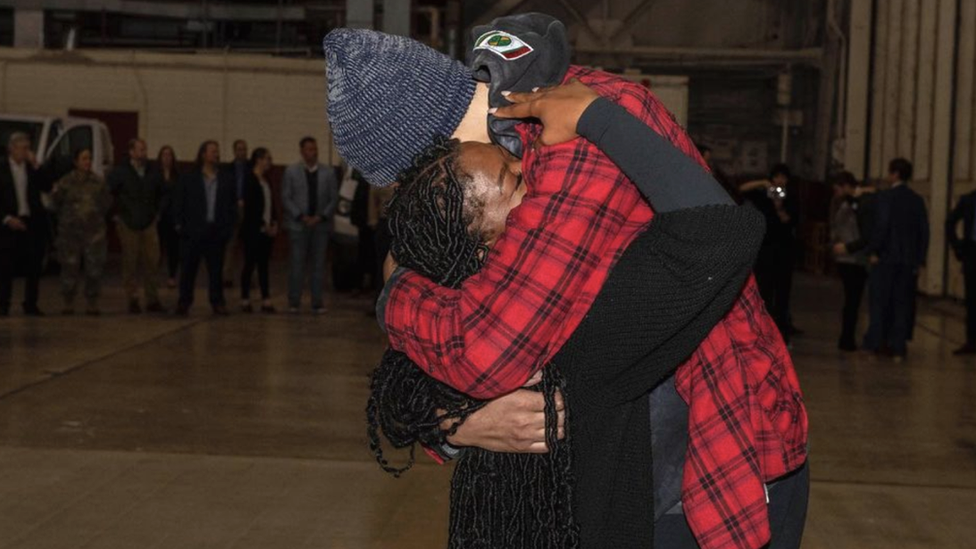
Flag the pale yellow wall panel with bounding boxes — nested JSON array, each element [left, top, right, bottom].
[[913, 0, 938, 180], [223, 72, 330, 165], [954, 0, 976, 181], [869, 0, 890, 177], [881, 0, 904, 173], [141, 69, 226, 160], [0, 49, 334, 167], [897, 0, 920, 160], [4, 64, 142, 115]]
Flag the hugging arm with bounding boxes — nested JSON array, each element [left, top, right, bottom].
[[406, 89, 762, 455], [568, 95, 764, 404], [576, 97, 732, 212]]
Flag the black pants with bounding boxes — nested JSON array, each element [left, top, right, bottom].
[[357, 225, 376, 289], [179, 229, 228, 308], [0, 218, 46, 311], [755, 244, 795, 343], [241, 232, 272, 300], [962, 245, 976, 345], [863, 263, 916, 355], [157, 220, 181, 279], [654, 462, 810, 549], [837, 263, 868, 348], [374, 220, 392, 282]]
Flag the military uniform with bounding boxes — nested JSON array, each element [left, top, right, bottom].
[[50, 170, 112, 312]]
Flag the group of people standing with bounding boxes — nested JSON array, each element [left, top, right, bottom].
[[830, 158, 930, 359], [0, 132, 338, 317]]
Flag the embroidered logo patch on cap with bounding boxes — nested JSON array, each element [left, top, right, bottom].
[[473, 30, 534, 61]]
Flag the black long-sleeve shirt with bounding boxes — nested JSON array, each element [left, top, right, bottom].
[[576, 97, 733, 212]]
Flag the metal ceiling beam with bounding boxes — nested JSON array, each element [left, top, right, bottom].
[[609, 0, 657, 42], [556, 0, 603, 44], [0, 1, 310, 21], [473, 0, 531, 24], [575, 45, 823, 69], [576, 45, 822, 61]]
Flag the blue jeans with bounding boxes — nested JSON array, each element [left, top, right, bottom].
[[287, 224, 329, 308]]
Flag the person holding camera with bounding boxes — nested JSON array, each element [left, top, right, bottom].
[[740, 164, 799, 343]]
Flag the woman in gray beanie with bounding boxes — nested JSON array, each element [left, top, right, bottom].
[[368, 81, 781, 549]]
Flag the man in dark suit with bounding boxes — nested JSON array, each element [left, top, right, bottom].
[[947, 189, 976, 354], [173, 140, 238, 316], [0, 132, 47, 316], [863, 158, 930, 359]]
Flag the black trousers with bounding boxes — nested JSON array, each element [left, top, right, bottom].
[[357, 225, 376, 289], [963, 245, 976, 345], [179, 229, 228, 308], [241, 232, 273, 300], [0, 217, 46, 311], [374, 220, 392, 282], [654, 462, 810, 549], [755, 244, 795, 343], [157, 220, 181, 279], [837, 263, 868, 348], [863, 263, 916, 355]]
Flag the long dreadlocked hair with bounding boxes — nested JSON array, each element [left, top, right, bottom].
[[366, 137, 579, 548]]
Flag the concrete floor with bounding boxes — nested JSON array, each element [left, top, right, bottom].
[[0, 268, 974, 548]]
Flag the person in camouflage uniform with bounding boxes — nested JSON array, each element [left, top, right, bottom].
[[49, 148, 113, 315]]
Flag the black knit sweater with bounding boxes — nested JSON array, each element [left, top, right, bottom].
[[558, 205, 764, 548], [561, 98, 765, 548]]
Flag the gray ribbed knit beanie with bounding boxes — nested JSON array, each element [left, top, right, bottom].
[[323, 29, 477, 187]]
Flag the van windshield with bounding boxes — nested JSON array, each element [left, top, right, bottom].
[[0, 120, 43, 155]]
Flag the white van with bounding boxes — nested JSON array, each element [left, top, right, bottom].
[[0, 114, 113, 178]]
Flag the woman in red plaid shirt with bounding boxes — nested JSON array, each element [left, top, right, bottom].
[[325, 17, 808, 549]]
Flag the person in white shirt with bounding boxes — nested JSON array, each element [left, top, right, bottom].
[[0, 132, 47, 316]]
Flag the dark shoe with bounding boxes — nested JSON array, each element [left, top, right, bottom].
[[312, 304, 327, 315], [223, 280, 234, 289], [241, 302, 254, 313], [0, 307, 9, 317], [62, 307, 75, 316], [175, 304, 190, 317], [85, 307, 101, 317], [23, 306, 44, 317], [953, 344, 976, 356], [838, 341, 858, 352], [166, 278, 177, 289], [128, 300, 142, 314], [260, 305, 276, 314], [145, 301, 166, 314], [212, 304, 229, 316]]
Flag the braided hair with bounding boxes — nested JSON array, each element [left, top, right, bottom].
[[366, 137, 578, 548]]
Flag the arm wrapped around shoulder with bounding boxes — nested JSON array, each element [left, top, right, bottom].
[[570, 204, 766, 408]]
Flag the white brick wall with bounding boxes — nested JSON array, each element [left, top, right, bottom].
[[0, 48, 336, 166]]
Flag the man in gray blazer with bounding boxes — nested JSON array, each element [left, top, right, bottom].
[[281, 136, 338, 313]]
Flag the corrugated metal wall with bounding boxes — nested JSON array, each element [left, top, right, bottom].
[[857, 0, 958, 296]]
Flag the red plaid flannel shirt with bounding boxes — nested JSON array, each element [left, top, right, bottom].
[[386, 66, 808, 549]]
